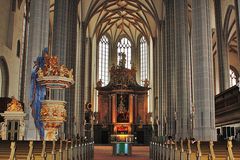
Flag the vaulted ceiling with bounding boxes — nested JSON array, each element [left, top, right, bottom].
[[49, 0, 238, 55], [211, 4, 238, 55], [82, 0, 163, 43]]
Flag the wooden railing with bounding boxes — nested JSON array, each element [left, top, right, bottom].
[[215, 85, 240, 126], [0, 139, 94, 160], [150, 137, 240, 160]]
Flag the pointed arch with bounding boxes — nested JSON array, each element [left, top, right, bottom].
[[223, 5, 235, 41], [0, 57, 9, 97]]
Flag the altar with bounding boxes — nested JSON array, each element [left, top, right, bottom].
[[95, 53, 151, 147], [111, 134, 134, 156]]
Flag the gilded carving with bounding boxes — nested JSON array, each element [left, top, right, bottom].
[[40, 101, 67, 124], [37, 54, 74, 79], [7, 97, 23, 112]]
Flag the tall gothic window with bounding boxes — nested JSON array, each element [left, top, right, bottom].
[[117, 37, 131, 69], [140, 36, 148, 85], [98, 35, 109, 86], [229, 68, 238, 87]]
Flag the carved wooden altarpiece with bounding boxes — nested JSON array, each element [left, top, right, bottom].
[[96, 62, 150, 135]]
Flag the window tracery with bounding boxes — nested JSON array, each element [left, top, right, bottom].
[[117, 38, 131, 69], [98, 35, 109, 86]]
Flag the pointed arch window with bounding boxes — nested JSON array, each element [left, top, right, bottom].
[[140, 36, 148, 86], [98, 35, 109, 86], [117, 37, 131, 69]]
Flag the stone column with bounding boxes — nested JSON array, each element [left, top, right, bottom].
[[84, 38, 92, 104], [65, 0, 78, 139], [84, 37, 93, 139], [214, 0, 230, 91], [152, 37, 159, 120], [52, 0, 68, 63], [75, 21, 86, 137], [24, 0, 49, 140], [157, 20, 166, 137], [174, 0, 191, 139], [162, 20, 168, 137], [165, 0, 176, 137], [20, 0, 30, 102], [51, 0, 69, 139], [51, 0, 68, 100], [234, 0, 240, 61], [192, 0, 216, 141]]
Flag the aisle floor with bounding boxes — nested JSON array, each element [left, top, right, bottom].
[[94, 146, 149, 160]]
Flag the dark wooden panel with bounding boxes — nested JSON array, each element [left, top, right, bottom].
[[215, 86, 240, 126]]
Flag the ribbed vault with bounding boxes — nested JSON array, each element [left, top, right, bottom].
[[85, 0, 161, 42]]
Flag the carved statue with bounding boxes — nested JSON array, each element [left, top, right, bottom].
[[37, 68, 44, 78], [19, 123, 25, 140], [118, 95, 125, 114], [59, 65, 66, 77], [40, 107, 49, 117], [68, 69, 74, 79], [237, 78, 240, 92], [96, 79, 103, 87], [7, 97, 23, 112], [117, 95, 129, 122], [118, 52, 126, 68], [142, 79, 150, 87], [111, 63, 116, 70]]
